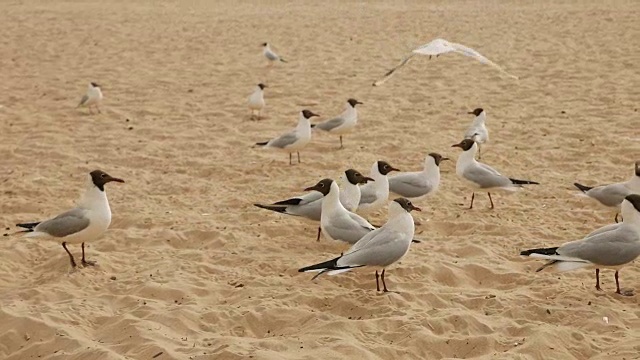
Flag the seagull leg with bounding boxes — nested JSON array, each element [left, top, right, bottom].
[[469, 192, 475, 209], [614, 271, 633, 296], [429, 55, 432, 60], [477, 144, 482, 160], [97, 105, 101, 114], [615, 213, 619, 223], [595, 268, 602, 291], [339, 136, 344, 149], [81, 242, 96, 266], [62, 242, 77, 268], [488, 193, 495, 209], [375, 270, 380, 292], [381, 269, 389, 292], [289, 153, 292, 165], [316, 227, 321, 241], [297, 151, 301, 164]]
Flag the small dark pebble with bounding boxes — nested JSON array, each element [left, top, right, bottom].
[[235, 283, 244, 288], [128, 126, 134, 130], [152, 351, 163, 358], [5, 227, 9, 230], [110, 276, 117, 281], [588, 301, 592, 305], [561, 110, 566, 114], [187, 89, 194, 93], [125, 118, 130, 122], [3, 233, 8, 237], [546, 309, 551, 315]]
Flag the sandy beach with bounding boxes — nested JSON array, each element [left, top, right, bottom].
[[1, 0, 639, 359]]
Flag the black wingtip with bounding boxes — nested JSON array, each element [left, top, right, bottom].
[[16, 222, 39, 230], [298, 255, 342, 273], [573, 182, 592, 193], [254, 203, 287, 213], [510, 178, 540, 185], [310, 124, 316, 129], [411, 239, 421, 244], [520, 247, 559, 256], [255, 141, 268, 146]]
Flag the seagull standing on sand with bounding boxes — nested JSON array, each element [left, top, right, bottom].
[[464, 108, 488, 159], [304, 179, 376, 244], [574, 161, 640, 223], [311, 98, 363, 149], [254, 169, 374, 241], [15, 170, 124, 268], [262, 42, 287, 64], [77, 82, 103, 114], [452, 139, 538, 209], [358, 160, 400, 214], [248, 83, 267, 120], [299, 198, 420, 292], [373, 38, 518, 86], [389, 153, 448, 202], [254, 109, 318, 165], [520, 194, 640, 296]]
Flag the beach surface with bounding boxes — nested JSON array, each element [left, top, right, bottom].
[[1, 0, 639, 359]]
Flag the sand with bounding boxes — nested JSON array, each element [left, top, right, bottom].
[[1, 0, 640, 359]]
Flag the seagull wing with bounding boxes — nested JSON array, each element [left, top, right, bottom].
[[450, 41, 519, 79]]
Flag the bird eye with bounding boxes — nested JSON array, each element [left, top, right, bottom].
[[101, 173, 106, 178], [319, 183, 324, 187]]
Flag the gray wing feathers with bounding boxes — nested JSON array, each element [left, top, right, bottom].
[[35, 208, 90, 237], [389, 175, 429, 198], [559, 227, 640, 266], [315, 117, 344, 131], [265, 51, 279, 61], [268, 132, 298, 148], [78, 94, 89, 107], [588, 185, 630, 206], [463, 165, 511, 188], [339, 229, 410, 267]]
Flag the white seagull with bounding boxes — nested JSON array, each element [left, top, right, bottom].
[[254, 169, 374, 240], [303, 178, 376, 245], [521, 194, 640, 296], [77, 82, 103, 114], [298, 197, 420, 292], [574, 161, 640, 223], [248, 83, 267, 120], [311, 98, 363, 149], [452, 139, 538, 209], [389, 153, 448, 202], [262, 42, 287, 64], [373, 38, 518, 86], [358, 160, 400, 214], [464, 108, 488, 159], [16, 170, 124, 267], [254, 109, 318, 165]]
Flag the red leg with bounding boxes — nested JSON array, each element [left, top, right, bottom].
[[62, 242, 77, 267]]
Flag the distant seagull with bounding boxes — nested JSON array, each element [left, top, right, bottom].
[[15, 170, 124, 268], [520, 194, 640, 296], [389, 153, 448, 201], [262, 42, 287, 64], [298, 197, 420, 292], [254, 169, 373, 241], [358, 160, 400, 214], [574, 161, 640, 223], [373, 38, 518, 86], [464, 108, 488, 159], [254, 109, 318, 165], [311, 98, 363, 149], [248, 83, 267, 120], [452, 139, 538, 209], [77, 82, 103, 114]]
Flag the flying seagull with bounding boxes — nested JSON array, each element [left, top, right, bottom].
[[373, 38, 518, 86]]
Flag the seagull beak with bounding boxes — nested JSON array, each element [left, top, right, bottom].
[[106, 176, 125, 184], [467, 111, 475, 114], [303, 185, 317, 192], [390, 167, 400, 172], [356, 101, 364, 105], [363, 177, 375, 183], [310, 112, 320, 118], [441, 157, 450, 161], [451, 143, 463, 148]]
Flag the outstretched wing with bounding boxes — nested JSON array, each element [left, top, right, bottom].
[[372, 53, 417, 86], [450, 42, 519, 79]]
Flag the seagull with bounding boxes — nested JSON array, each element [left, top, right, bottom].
[[298, 197, 420, 292], [77, 82, 103, 114], [254, 169, 374, 241], [520, 194, 640, 296], [254, 109, 318, 165], [262, 42, 287, 64], [452, 139, 538, 209], [358, 160, 400, 214], [372, 38, 518, 86], [15, 170, 124, 268], [464, 108, 488, 159], [311, 98, 363, 149], [574, 161, 640, 223], [248, 83, 267, 120], [303, 178, 376, 244], [389, 153, 448, 202]]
